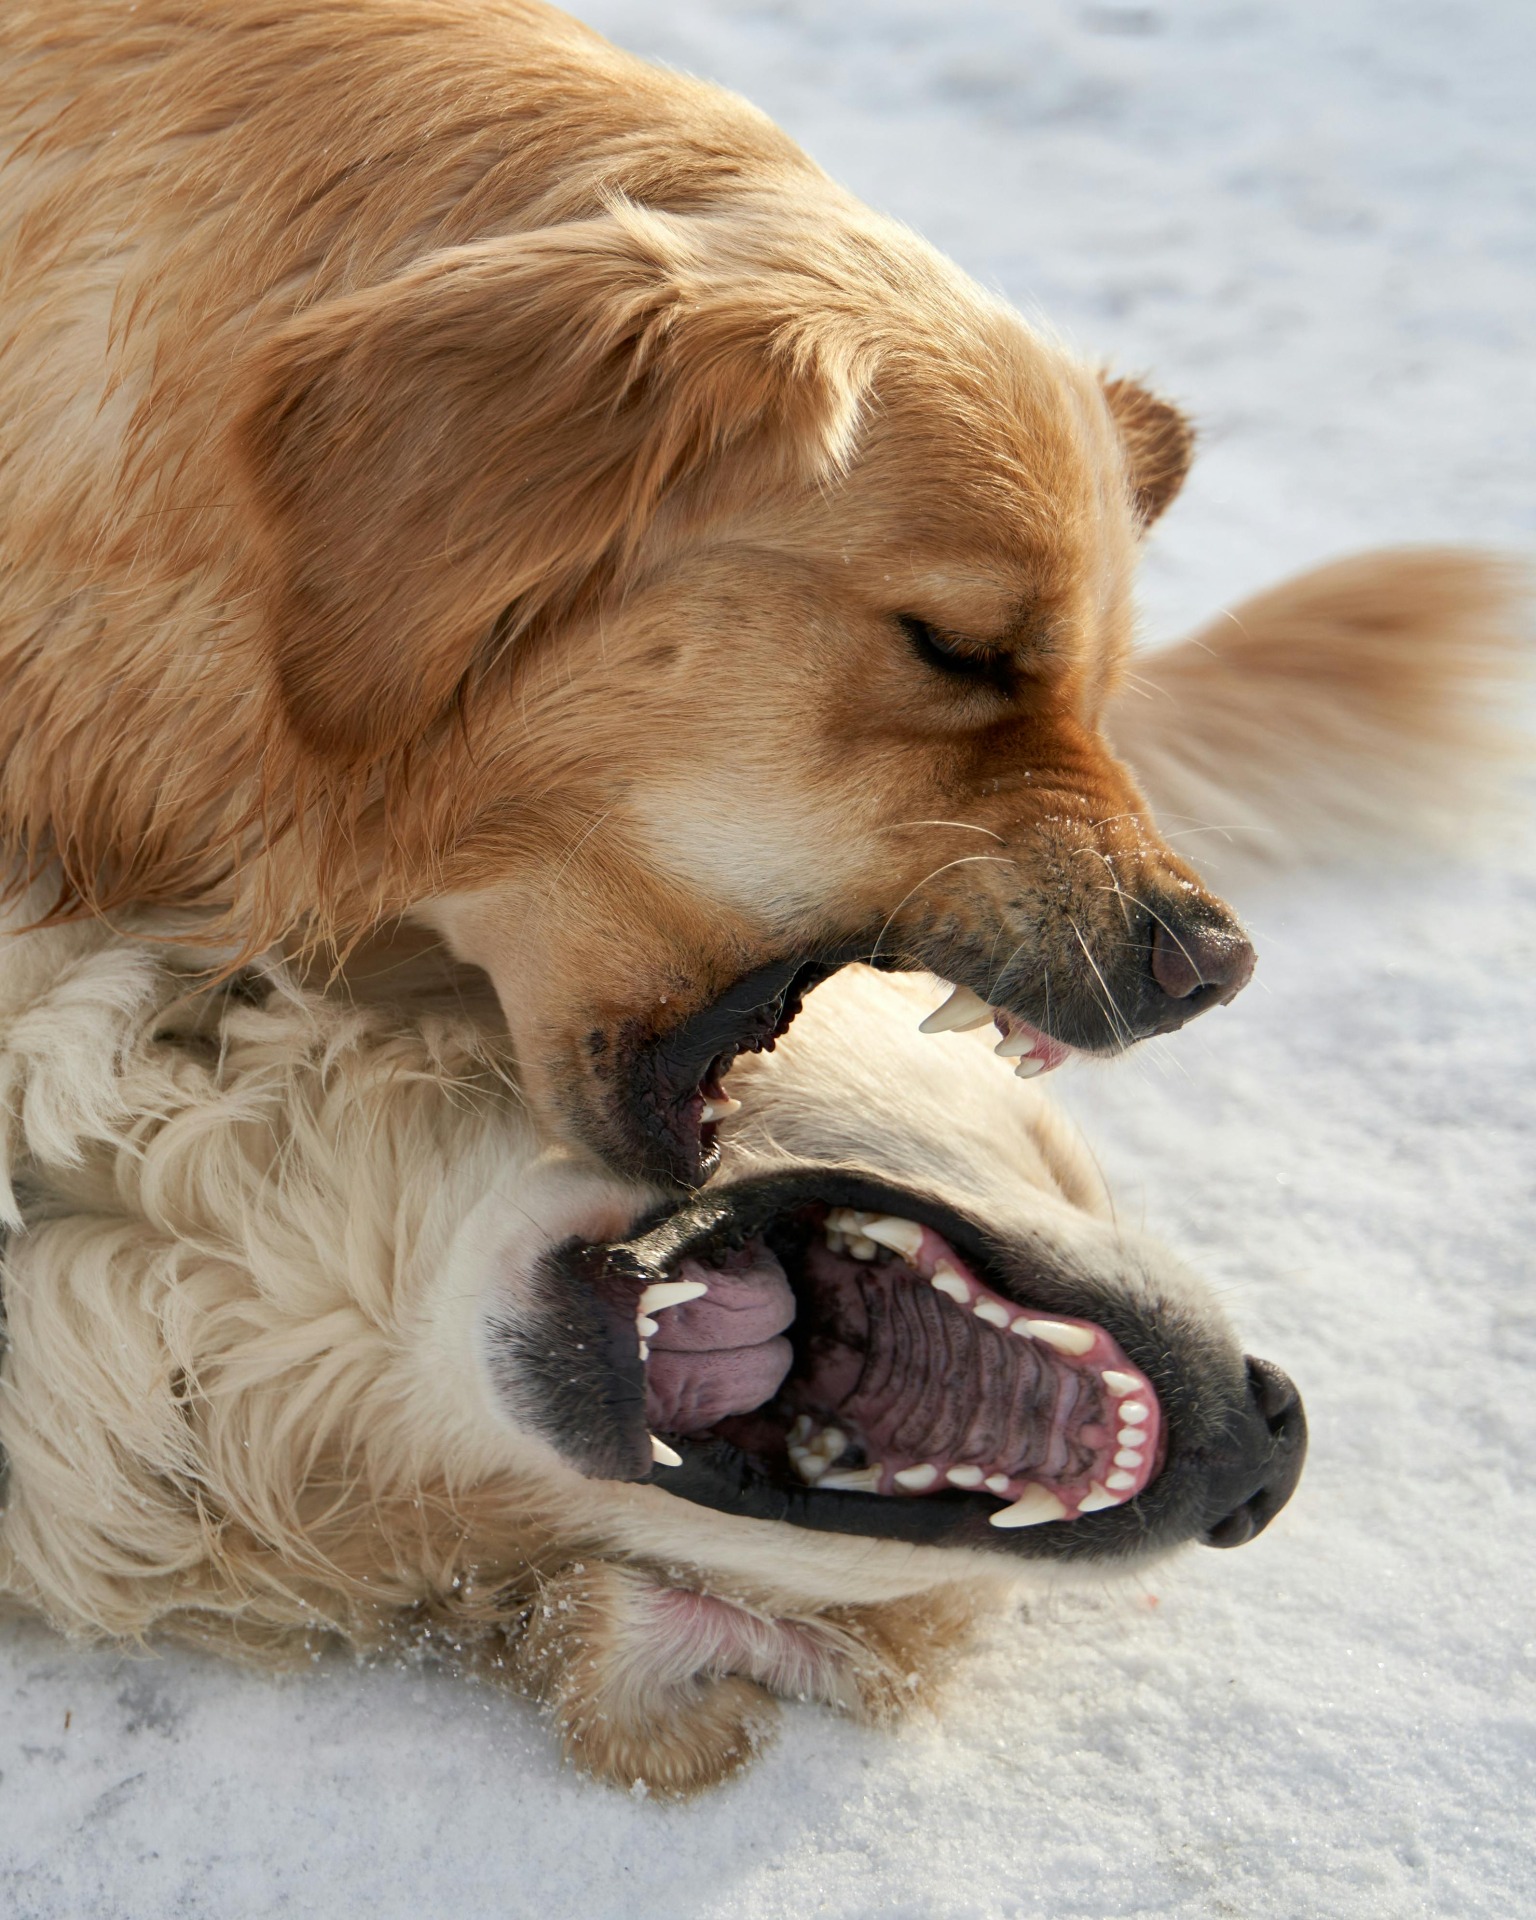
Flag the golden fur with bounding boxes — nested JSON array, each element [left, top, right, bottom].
[[8, 1, 1516, 1178]]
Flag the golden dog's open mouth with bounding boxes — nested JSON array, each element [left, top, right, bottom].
[[522, 1172, 1305, 1560]]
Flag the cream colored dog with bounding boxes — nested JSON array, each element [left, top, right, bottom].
[[0, 906, 1303, 1797]]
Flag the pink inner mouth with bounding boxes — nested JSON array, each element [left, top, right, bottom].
[[641, 1212, 1162, 1522]]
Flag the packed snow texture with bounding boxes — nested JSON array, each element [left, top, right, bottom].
[[3, 4, 1533, 1916]]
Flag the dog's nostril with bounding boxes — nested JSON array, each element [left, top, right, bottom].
[[1200, 1354, 1308, 1550], [1149, 917, 1256, 1004]]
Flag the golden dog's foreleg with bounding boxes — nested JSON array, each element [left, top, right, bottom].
[[505, 1563, 984, 1797]]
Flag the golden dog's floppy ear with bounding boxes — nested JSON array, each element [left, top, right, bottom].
[[1101, 374, 1194, 529], [233, 204, 872, 763]]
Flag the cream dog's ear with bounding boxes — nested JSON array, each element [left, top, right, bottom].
[[1102, 374, 1194, 528], [232, 203, 873, 763]]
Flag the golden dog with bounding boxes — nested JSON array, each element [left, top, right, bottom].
[[4, 1, 1516, 1185]]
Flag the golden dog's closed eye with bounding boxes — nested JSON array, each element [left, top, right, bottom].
[[897, 615, 1016, 694]]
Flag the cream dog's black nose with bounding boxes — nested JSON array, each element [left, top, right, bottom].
[[1201, 1356, 1307, 1548]]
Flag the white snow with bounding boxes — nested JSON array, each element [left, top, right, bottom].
[[3, 4, 1533, 1916]]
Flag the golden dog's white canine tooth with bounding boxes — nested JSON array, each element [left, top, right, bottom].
[[650, 1436, 682, 1468], [638, 1278, 708, 1317], [1021, 1318, 1095, 1356], [699, 1094, 742, 1123], [862, 1215, 924, 1260], [989, 1486, 1068, 1529], [918, 984, 996, 1034]]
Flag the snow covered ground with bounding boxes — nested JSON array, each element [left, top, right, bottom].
[[3, 3, 1533, 1915]]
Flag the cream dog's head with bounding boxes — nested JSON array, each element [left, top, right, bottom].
[[456, 965, 1302, 1599]]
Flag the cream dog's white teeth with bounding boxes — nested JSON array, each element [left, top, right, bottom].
[[931, 1264, 971, 1305], [918, 984, 995, 1034], [638, 1279, 708, 1317], [635, 1315, 660, 1339], [1106, 1470, 1137, 1491], [1013, 1057, 1046, 1080], [1119, 1401, 1149, 1426], [989, 1486, 1068, 1528], [846, 1233, 879, 1260], [861, 1215, 924, 1260], [825, 1207, 871, 1234], [788, 1414, 814, 1446], [637, 1339, 650, 1362], [946, 1465, 985, 1488], [985, 1473, 1011, 1494], [824, 1227, 848, 1253], [698, 1093, 742, 1123], [818, 1465, 884, 1492], [1103, 1370, 1141, 1396], [1117, 1426, 1146, 1447], [993, 1029, 1037, 1059], [893, 1463, 939, 1491], [973, 1300, 1012, 1328], [1077, 1484, 1121, 1513], [650, 1436, 682, 1467], [1021, 1319, 1095, 1356], [1114, 1449, 1144, 1469], [788, 1445, 827, 1485]]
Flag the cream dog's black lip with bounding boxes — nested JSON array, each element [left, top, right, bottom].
[[505, 1170, 1305, 1561]]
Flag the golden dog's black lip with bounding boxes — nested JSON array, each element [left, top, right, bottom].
[[517, 1171, 1306, 1562], [614, 951, 870, 1188]]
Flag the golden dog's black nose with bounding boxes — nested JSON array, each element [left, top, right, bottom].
[[1149, 911, 1257, 1009], [1201, 1356, 1308, 1548]]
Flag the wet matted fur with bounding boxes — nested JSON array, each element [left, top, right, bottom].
[[2, 1, 1523, 1185]]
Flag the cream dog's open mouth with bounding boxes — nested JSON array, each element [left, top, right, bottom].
[[518, 1172, 1304, 1560]]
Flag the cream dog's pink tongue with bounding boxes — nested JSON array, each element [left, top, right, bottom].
[[643, 1248, 795, 1432]]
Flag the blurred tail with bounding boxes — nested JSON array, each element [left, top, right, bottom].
[[1108, 548, 1532, 881]]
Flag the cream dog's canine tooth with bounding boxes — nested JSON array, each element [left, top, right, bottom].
[[993, 1029, 1038, 1059], [990, 1486, 1068, 1529], [1013, 1057, 1046, 1079], [1106, 1470, 1137, 1491], [650, 1436, 682, 1468], [638, 1278, 709, 1317], [1103, 1370, 1141, 1396], [973, 1300, 1012, 1328], [893, 1463, 939, 1491], [946, 1465, 985, 1488], [818, 1465, 884, 1492], [1077, 1484, 1121, 1513], [919, 984, 995, 1034], [699, 1094, 742, 1123], [931, 1265, 971, 1304], [862, 1215, 924, 1260], [1022, 1319, 1096, 1356], [1119, 1401, 1149, 1425]]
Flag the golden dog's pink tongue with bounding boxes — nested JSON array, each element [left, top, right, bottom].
[[643, 1248, 795, 1432]]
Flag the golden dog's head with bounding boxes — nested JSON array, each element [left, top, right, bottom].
[[236, 195, 1252, 1185]]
